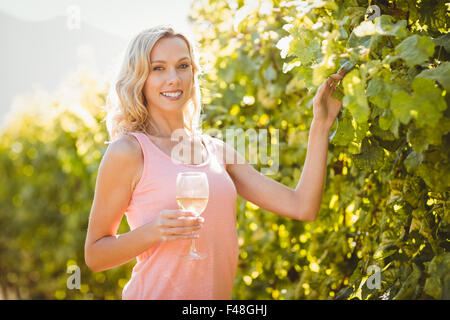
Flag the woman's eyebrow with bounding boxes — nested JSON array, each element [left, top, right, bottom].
[[151, 57, 190, 64]]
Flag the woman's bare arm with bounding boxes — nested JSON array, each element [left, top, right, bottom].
[[223, 73, 345, 222], [221, 124, 327, 222], [84, 135, 158, 272], [84, 135, 203, 272]]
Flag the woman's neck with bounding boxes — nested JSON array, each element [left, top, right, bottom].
[[146, 109, 186, 138], [145, 122, 192, 140]]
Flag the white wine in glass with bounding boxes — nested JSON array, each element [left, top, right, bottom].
[[176, 171, 209, 260], [176, 197, 208, 217]]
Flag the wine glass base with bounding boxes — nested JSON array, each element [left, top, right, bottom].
[[180, 252, 207, 261]]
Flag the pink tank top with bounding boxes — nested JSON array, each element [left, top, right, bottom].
[[121, 132, 239, 300]]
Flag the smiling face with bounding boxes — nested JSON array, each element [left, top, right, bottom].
[[143, 36, 194, 115]]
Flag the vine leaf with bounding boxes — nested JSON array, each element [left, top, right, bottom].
[[416, 61, 450, 90], [395, 35, 435, 67], [351, 138, 385, 171]]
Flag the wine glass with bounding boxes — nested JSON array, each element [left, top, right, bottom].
[[176, 171, 209, 260]]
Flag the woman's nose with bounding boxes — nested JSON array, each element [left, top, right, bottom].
[[166, 68, 181, 85]]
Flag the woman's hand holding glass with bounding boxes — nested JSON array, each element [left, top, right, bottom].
[[153, 209, 204, 242]]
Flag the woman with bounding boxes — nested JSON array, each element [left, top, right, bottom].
[[84, 25, 347, 300]]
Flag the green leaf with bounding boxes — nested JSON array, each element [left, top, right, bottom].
[[366, 76, 390, 109], [335, 287, 354, 300], [347, 32, 371, 52], [395, 35, 435, 67], [390, 78, 446, 128], [389, 117, 400, 139], [402, 176, 425, 208], [263, 64, 277, 83], [373, 241, 397, 260], [424, 276, 442, 299], [332, 111, 356, 146], [390, 90, 415, 125], [353, 20, 376, 37], [374, 15, 408, 38], [290, 28, 321, 66], [285, 74, 306, 94], [434, 33, 450, 52], [339, 60, 357, 73], [393, 263, 422, 300], [342, 69, 370, 124], [417, 162, 450, 192], [312, 62, 332, 86], [416, 62, 450, 91], [351, 138, 385, 171], [423, 116, 450, 146], [379, 108, 395, 131], [410, 78, 446, 128], [404, 151, 423, 174], [424, 253, 450, 279], [407, 126, 429, 153], [424, 253, 450, 299], [371, 118, 396, 140]]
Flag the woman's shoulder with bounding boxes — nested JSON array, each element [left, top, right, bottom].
[[102, 134, 143, 172], [107, 133, 142, 159], [103, 133, 143, 190]]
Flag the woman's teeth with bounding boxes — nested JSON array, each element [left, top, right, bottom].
[[161, 92, 182, 97]]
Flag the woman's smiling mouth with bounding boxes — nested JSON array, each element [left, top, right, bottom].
[[160, 90, 183, 100]]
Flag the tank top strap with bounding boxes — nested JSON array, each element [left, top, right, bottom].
[[126, 132, 161, 182], [201, 133, 225, 167], [200, 133, 212, 153], [127, 132, 152, 160], [200, 134, 215, 157]]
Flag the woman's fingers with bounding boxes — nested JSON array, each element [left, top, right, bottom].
[[318, 77, 331, 95], [159, 210, 201, 226], [160, 209, 196, 219], [336, 67, 348, 78], [324, 77, 337, 95], [165, 215, 204, 227], [160, 218, 202, 242], [314, 78, 332, 106], [161, 233, 199, 242], [162, 224, 202, 235], [156, 209, 204, 242], [330, 68, 349, 83]]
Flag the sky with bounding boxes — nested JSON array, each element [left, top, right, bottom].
[[0, 0, 194, 40]]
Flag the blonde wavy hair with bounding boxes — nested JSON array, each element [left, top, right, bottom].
[[104, 25, 204, 142]]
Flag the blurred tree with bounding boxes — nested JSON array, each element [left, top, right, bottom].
[[0, 71, 133, 299]]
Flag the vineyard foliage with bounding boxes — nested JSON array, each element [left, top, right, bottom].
[[0, 0, 448, 299], [189, 0, 449, 299]]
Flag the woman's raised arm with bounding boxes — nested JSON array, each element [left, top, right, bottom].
[[223, 70, 347, 222]]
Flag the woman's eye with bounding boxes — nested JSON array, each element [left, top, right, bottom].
[[153, 64, 189, 71]]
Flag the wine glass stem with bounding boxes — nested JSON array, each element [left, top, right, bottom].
[[190, 234, 197, 254]]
